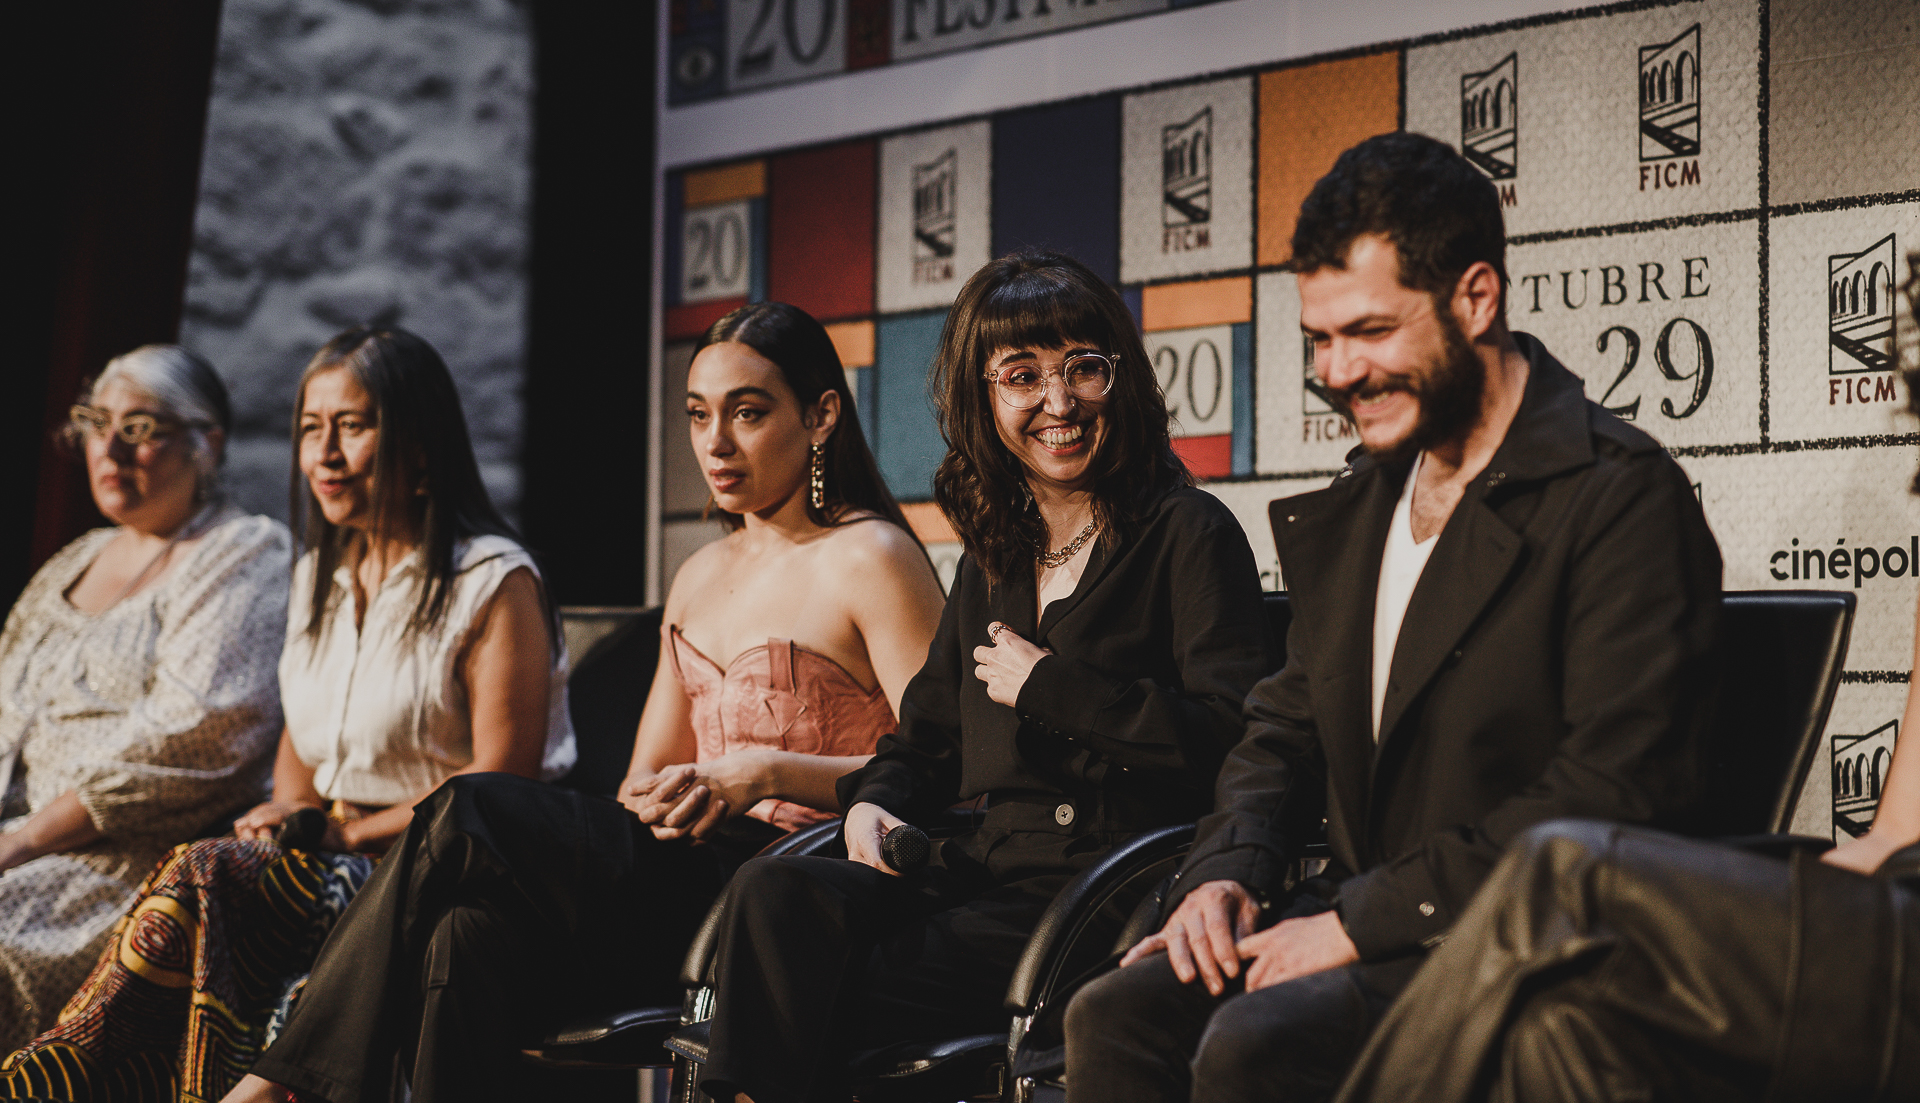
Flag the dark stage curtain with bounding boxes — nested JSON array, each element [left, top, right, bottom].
[[521, 2, 657, 606], [2, 1, 223, 607]]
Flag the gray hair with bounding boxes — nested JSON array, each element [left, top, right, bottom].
[[87, 344, 233, 503]]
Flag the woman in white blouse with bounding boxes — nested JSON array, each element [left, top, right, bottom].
[[0, 345, 289, 1051], [1, 328, 570, 1101]]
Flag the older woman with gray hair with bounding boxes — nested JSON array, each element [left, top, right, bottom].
[[0, 345, 288, 1050]]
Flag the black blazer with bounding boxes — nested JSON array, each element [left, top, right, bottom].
[[1174, 337, 1723, 960], [839, 484, 1277, 883]]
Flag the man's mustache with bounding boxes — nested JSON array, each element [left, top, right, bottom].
[[1327, 377, 1416, 409]]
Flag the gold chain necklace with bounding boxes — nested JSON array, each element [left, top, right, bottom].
[[1039, 519, 1098, 568]]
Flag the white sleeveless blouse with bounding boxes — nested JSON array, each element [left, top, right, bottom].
[[280, 535, 575, 806]]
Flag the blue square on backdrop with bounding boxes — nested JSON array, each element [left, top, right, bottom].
[[874, 310, 950, 503], [846, 366, 877, 439], [992, 96, 1121, 284]]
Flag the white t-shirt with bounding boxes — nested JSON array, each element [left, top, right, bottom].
[[1372, 454, 1438, 741], [280, 535, 576, 805]]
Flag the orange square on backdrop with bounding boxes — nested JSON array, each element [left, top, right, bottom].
[[1141, 277, 1252, 332], [1258, 53, 1401, 268]]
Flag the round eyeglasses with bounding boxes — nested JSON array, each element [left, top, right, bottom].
[[983, 353, 1118, 410], [68, 405, 200, 447]]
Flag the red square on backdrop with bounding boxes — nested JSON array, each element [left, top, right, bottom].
[[1171, 434, 1232, 479], [768, 141, 876, 322], [665, 297, 746, 341]]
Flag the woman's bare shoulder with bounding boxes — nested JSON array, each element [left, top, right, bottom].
[[662, 531, 737, 618], [819, 515, 928, 571]]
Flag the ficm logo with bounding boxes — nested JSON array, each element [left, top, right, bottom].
[[1460, 53, 1517, 181], [912, 149, 957, 284], [1834, 719, 1899, 841], [1161, 108, 1212, 253], [1827, 233, 1900, 406], [1638, 24, 1700, 162]]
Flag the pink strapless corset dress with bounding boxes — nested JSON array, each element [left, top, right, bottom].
[[667, 625, 895, 831]]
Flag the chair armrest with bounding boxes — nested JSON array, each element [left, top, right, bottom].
[[1003, 823, 1195, 1015]]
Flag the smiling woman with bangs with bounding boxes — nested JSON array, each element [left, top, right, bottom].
[[685, 252, 1279, 1103]]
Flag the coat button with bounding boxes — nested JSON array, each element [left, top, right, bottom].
[[1054, 803, 1075, 826], [1419, 901, 1436, 917]]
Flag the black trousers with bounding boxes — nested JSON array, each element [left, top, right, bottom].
[[250, 773, 777, 1103], [698, 851, 1075, 1103], [1333, 820, 1920, 1103], [1062, 893, 1419, 1103]]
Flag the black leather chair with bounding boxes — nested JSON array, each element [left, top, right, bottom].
[[1689, 589, 1855, 836], [556, 606, 662, 799]]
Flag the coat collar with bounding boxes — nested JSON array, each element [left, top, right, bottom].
[[1270, 334, 1599, 805]]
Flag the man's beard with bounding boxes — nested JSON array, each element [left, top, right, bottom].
[[1330, 307, 1486, 465]]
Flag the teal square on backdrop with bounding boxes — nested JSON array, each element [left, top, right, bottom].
[[874, 310, 950, 503]]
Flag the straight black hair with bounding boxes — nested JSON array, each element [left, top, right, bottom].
[[697, 302, 919, 543], [289, 327, 555, 651]]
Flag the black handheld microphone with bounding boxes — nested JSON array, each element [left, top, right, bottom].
[[276, 806, 329, 851], [881, 824, 931, 874]]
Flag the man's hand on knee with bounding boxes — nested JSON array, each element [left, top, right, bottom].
[[1237, 909, 1358, 992], [1120, 879, 1260, 995]]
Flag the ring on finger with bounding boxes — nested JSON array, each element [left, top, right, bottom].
[[987, 621, 1009, 643]]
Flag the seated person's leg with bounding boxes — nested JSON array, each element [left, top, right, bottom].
[[253, 773, 723, 1102], [1339, 820, 1920, 1103], [702, 854, 906, 1103], [847, 874, 1067, 1046], [1191, 958, 1416, 1103], [1492, 982, 1757, 1103], [704, 860, 1086, 1103], [1065, 953, 1232, 1103]]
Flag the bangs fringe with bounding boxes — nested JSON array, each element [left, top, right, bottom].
[[971, 267, 1112, 358]]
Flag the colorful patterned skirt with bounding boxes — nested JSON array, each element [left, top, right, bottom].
[[0, 838, 373, 1103]]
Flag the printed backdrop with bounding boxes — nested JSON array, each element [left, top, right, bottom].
[[655, 0, 1920, 840]]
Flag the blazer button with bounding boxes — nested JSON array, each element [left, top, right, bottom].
[[1055, 803, 1075, 826], [1418, 901, 1436, 917]]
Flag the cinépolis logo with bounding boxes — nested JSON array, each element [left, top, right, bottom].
[[1460, 52, 1517, 205], [1161, 107, 1211, 253], [1827, 232, 1899, 407], [912, 148, 958, 284], [1637, 24, 1700, 191], [1769, 534, 1919, 587]]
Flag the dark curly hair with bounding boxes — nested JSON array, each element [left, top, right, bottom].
[[1287, 131, 1508, 311], [930, 252, 1189, 588]]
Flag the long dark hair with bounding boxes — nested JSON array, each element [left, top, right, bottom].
[[289, 327, 552, 649], [697, 302, 916, 539], [931, 252, 1189, 588]]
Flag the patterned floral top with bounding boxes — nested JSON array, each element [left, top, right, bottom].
[[0, 508, 290, 1049]]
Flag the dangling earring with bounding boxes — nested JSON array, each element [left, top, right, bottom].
[[809, 441, 825, 510]]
